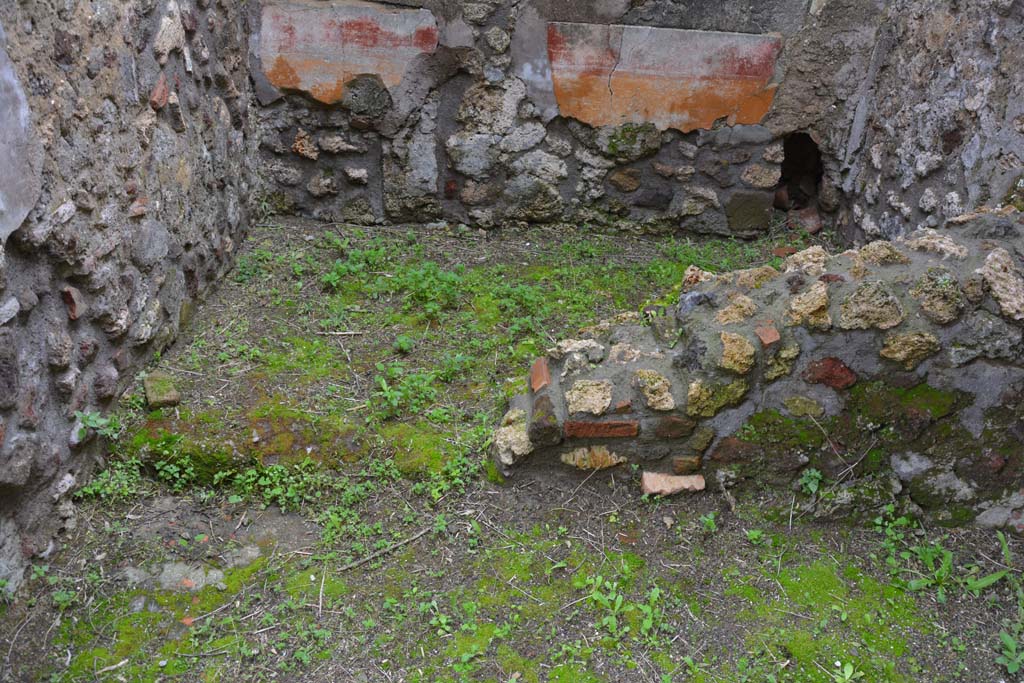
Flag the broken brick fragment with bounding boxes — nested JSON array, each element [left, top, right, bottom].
[[754, 324, 780, 348], [529, 357, 550, 393], [803, 357, 857, 389], [564, 420, 640, 439], [61, 287, 86, 321], [641, 471, 705, 496], [149, 72, 170, 110]]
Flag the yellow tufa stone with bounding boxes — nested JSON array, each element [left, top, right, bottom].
[[682, 264, 716, 291], [976, 248, 1024, 321], [715, 293, 757, 324], [786, 281, 831, 330], [493, 409, 534, 466], [634, 369, 675, 411], [719, 332, 756, 374], [902, 228, 969, 260], [784, 246, 830, 277], [641, 471, 706, 496], [860, 240, 910, 266], [783, 395, 824, 418], [740, 164, 782, 189], [910, 267, 965, 324], [561, 445, 626, 470], [686, 378, 749, 418], [565, 380, 614, 415], [734, 265, 779, 290], [765, 344, 801, 381], [838, 281, 905, 330], [880, 331, 941, 370]]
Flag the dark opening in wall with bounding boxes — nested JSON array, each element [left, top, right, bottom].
[[778, 133, 823, 210]]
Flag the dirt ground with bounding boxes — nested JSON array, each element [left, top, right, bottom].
[[0, 218, 1019, 683]]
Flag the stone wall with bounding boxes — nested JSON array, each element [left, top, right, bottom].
[[1, 0, 1021, 590], [249, 0, 1023, 239], [839, 0, 1024, 241], [0, 0, 255, 592], [249, 0, 860, 234], [495, 211, 1024, 530]]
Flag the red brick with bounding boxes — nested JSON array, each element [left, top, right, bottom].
[[564, 420, 639, 439], [819, 273, 846, 283], [529, 357, 551, 393], [771, 246, 798, 257], [61, 287, 86, 321], [803, 357, 857, 390], [149, 72, 169, 110], [754, 324, 780, 348], [612, 400, 632, 414], [790, 206, 823, 234]]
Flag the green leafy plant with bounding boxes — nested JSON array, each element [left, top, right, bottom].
[[75, 457, 146, 502], [583, 575, 633, 640], [903, 541, 955, 603], [829, 661, 865, 682], [370, 362, 438, 420], [392, 334, 415, 354], [799, 468, 823, 496], [52, 589, 78, 611], [997, 628, 1024, 675], [75, 411, 121, 441], [699, 511, 718, 534]]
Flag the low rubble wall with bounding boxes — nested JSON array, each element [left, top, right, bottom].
[[496, 211, 1024, 530]]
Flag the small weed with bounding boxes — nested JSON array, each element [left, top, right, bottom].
[[392, 334, 415, 354], [745, 529, 766, 546], [154, 454, 198, 493], [827, 661, 866, 682], [75, 457, 146, 502], [51, 589, 78, 611], [75, 411, 121, 441], [371, 362, 439, 420], [799, 468, 823, 496], [700, 512, 718, 534]]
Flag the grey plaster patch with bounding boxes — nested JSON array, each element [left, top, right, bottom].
[[0, 21, 41, 242]]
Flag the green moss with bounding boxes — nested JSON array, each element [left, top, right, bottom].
[[284, 568, 349, 600], [550, 664, 605, 682], [894, 384, 958, 419], [380, 421, 450, 477], [741, 410, 825, 449], [155, 557, 267, 616], [726, 559, 924, 682], [262, 337, 342, 383], [484, 458, 506, 485], [443, 622, 497, 660], [495, 646, 541, 683], [849, 381, 959, 423]]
